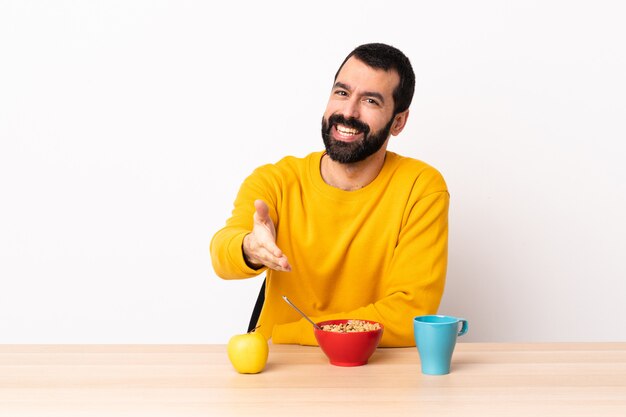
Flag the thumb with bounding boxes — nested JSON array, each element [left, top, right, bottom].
[[254, 199, 271, 223]]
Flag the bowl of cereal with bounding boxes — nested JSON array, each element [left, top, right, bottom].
[[314, 319, 384, 366]]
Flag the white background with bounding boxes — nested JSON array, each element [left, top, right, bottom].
[[1, 0, 625, 343]]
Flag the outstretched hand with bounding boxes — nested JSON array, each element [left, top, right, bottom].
[[242, 200, 292, 272]]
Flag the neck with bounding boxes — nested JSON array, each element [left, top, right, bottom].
[[320, 151, 387, 191]]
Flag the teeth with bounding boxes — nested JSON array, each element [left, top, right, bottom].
[[336, 125, 360, 135]]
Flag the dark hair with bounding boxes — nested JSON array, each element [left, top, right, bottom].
[[334, 43, 415, 116]]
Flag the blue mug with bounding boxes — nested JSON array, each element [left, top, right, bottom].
[[413, 315, 468, 375]]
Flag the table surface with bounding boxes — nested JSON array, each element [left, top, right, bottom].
[[1, 343, 625, 417]]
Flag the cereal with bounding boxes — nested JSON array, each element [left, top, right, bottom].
[[321, 320, 381, 333]]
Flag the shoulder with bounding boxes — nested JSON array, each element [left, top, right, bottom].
[[245, 152, 320, 185], [386, 152, 448, 194], [251, 152, 319, 174], [275, 152, 320, 171]]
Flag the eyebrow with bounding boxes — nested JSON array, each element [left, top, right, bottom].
[[334, 81, 385, 104]]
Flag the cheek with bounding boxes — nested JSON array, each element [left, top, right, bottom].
[[370, 111, 395, 130], [324, 96, 350, 118], [323, 102, 338, 120], [358, 113, 382, 130]]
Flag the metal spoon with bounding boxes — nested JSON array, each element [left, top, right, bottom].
[[282, 295, 322, 330]]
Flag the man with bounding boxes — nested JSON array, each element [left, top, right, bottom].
[[211, 43, 448, 347]]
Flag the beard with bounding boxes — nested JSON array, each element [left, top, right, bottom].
[[321, 113, 394, 164]]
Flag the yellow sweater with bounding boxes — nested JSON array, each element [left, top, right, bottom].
[[210, 151, 449, 347]]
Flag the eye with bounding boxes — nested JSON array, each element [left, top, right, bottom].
[[364, 98, 380, 106], [334, 90, 348, 97]]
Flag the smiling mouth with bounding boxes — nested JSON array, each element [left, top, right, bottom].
[[333, 124, 365, 142], [336, 125, 361, 136]]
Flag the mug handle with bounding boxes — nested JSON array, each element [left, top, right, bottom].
[[457, 319, 468, 336]]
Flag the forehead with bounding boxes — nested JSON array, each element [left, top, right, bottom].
[[335, 56, 400, 99]]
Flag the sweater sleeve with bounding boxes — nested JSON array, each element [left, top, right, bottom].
[[210, 165, 281, 279], [272, 190, 449, 347]]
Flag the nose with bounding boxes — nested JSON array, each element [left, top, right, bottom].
[[341, 96, 360, 120]]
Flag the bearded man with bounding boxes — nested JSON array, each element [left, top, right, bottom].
[[210, 43, 449, 347]]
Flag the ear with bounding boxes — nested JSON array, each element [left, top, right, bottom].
[[390, 110, 409, 136]]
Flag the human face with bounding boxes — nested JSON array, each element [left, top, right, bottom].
[[321, 57, 401, 163]]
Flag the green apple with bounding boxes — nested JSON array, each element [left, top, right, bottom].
[[227, 330, 269, 374]]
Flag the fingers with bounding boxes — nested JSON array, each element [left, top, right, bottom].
[[254, 250, 291, 272], [248, 247, 292, 272], [243, 229, 292, 273], [251, 233, 283, 259], [279, 257, 292, 272]]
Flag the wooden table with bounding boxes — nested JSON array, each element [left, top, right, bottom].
[[1, 343, 625, 416]]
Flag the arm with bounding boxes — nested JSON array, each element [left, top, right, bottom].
[[271, 190, 449, 346], [210, 166, 291, 279]]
